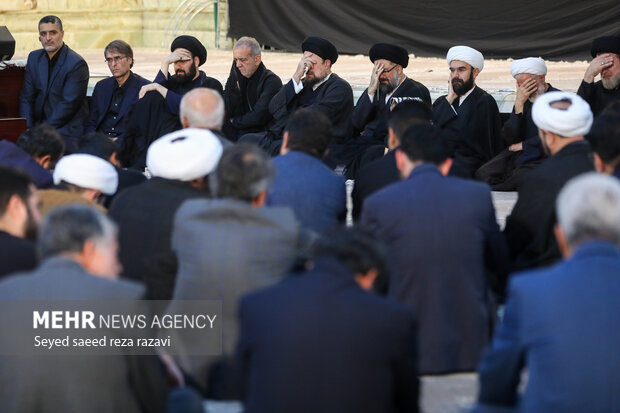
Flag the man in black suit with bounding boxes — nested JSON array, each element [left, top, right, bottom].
[[239, 36, 353, 156], [352, 100, 432, 221], [19, 15, 89, 152], [0, 167, 40, 279], [237, 227, 419, 413], [504, 91, 595, 272]]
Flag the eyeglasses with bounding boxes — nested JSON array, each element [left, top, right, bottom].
[[382, 64, 399, 73], [105, 56, 128, 64]]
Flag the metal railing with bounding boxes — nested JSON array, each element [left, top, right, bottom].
[[161, 0, 222, 48]]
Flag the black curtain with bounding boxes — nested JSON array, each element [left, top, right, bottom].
[[229, 0, 619, 60]]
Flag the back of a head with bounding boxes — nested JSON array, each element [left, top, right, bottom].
[[388, 100, 433, 142], [37, 205, 117, 260], [77, 132, 118, 161], [586, 107, 620, 164], [180, 87, 225, 130], [210, 143, 275, 202], [0, 166, 33, 216], [284, 109, 333, 158], [399, 123, 448, 165], [557, 172, 620, 248], [312, 226, 389, 292], [16, 125, 65, 168]]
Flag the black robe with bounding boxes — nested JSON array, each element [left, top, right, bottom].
[[577, 79, 620, 117], [432, 86, 504, 179]]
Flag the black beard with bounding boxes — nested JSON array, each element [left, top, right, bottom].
[[452, 75, 475, 96], [171, 63, 197, 84], [302, 74, 325, 89]]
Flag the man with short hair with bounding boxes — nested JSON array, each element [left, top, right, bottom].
[[351, 100, 432, 220], [268, 108, 346, 233], [0, 205, 171, 413], [223, 36, 282, 140], [239, 36, 353, 156], [0, 124, 64, 188], [478, 172, 620, 412], [362, 123, 508, 374], [85, 40, 150, 144], [19, 15, 89, 152], [432, 45, 504, 178], [476, 57, 561, 190], [0, 167, 41, 278], [504, 91, 594, 272], [120, 35, 223, 169], [109, 128, 223, 300], [577, 35, 620, 116], [587, 101, 620, 179], [170, 143, 302, 398], [237, 227, 419, 413], [179, 87, 233, 148], [343, 43, 431, 178]]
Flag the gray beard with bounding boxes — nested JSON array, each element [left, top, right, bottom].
[[602, 75, 620, 91]]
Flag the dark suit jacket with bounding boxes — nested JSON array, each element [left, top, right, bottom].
[[19, 44, 89, 151], [0, 231, 37, 279], [237, 258, 419, 413], [0, 257, 167, 413], [351, 149, 399, 221], [0, 140, 53, 188], [478, 241, 620, 412], [268, 150, 346, 234], [351, 77, 431, 144], [362, 164, 509, 374], [504, 141, 594, 271], [85, 71, 151, 141], [432, 86, 504, 178], [268, 73, 354, 142], [108, 178, 208, 300]]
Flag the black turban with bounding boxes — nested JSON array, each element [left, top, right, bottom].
[[301, 37, 338, 64], [369, 43, 409, 68], [590, 35, 620, 58], [171, 35, 207, 66]]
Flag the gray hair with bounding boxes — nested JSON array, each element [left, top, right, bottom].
[[556, 172, 620, 248], [234, 36, 261, 57], [209, 143, 275, 202], [179, 88, 225, 130], [37, 205, 117, 259]]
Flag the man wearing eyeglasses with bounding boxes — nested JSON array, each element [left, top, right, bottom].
[[19, 15, 89, 153], [85, 40, 150, 147], [432, 45, 504, 179], [341, 43, 431, 178]]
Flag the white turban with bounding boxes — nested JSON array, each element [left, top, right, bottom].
[[510, 57, 547, 78], [532, 91, 593, 137], [53, 154, 118, 195], [446, 46, 484, 71], [147, 128, 223, 181]]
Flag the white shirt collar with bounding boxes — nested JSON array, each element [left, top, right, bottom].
[[385, 75, 407, 103]]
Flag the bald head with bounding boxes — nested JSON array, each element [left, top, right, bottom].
[[180, 88, 225, 131]]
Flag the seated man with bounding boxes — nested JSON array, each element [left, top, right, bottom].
[[180, 88, 233, 148], [504, 92, 594, 271], [432, 46, 504, 179], [268, 108, 346, 234], [85, 40, 150, 145], [362, 123, 509, 374], [475, 57, 560, 190], [223, 36, 282, 141], [19, 15, 89, 153], [587, 101, 620, 179], [170, 143, 303, 399], [239, 36, 353, 156], [0, 167, 41, 279], [39, 153, 118, 215], [342, 43, 431, 178], [120, 35, 222, 169], [478, 173, 620, 412], [237, 227, 419, 413], [577, 35, 620, 116], [0, 124, 64, 188]]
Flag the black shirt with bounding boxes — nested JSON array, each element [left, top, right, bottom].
[[99, 81, 127, 137]]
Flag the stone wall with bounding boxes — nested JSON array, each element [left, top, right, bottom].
[[0, 0, 227, 53]]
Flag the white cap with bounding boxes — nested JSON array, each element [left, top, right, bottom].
[[532, 91, 593, 137], [510, 57, 547, 78], [146, 128, 223, 181], [53, 154, 118, 195], [446, 45, 484, 71]]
